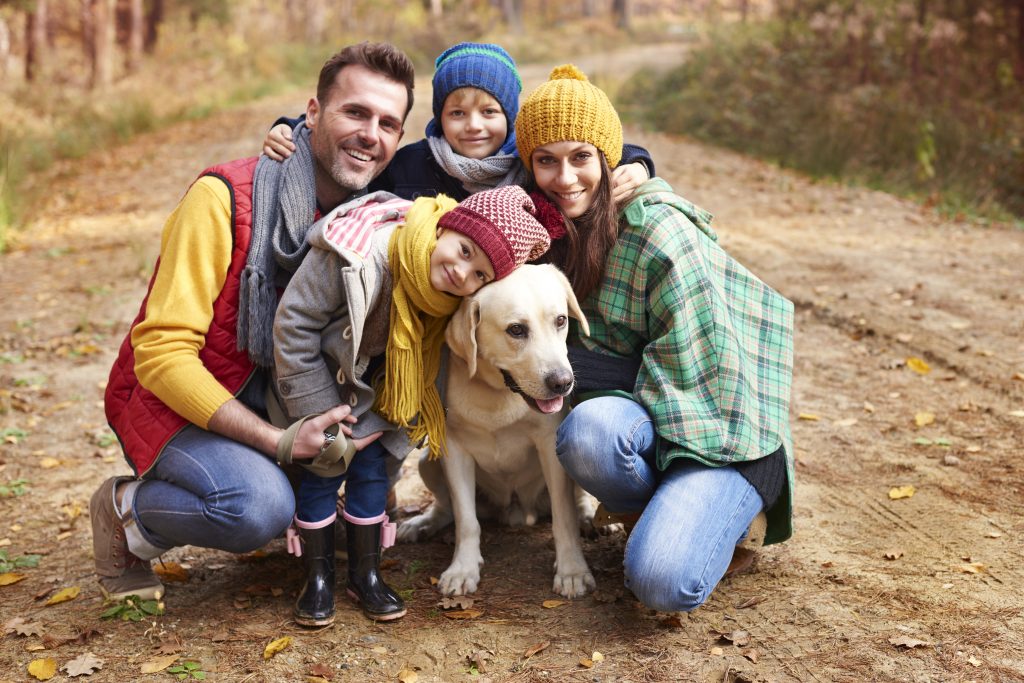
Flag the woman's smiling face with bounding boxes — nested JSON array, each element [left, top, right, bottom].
[[530, 141, 603, 218]]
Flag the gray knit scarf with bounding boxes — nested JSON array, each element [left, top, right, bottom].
[[427, 135, 527, 194], [238, 124, 318, 367]]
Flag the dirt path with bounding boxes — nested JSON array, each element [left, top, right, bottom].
[[2, 49, 1023, 683]]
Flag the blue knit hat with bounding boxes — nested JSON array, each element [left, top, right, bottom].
[[425, 42, 522, 156]]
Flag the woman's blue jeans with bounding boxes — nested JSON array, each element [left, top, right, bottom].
[[556, 396, 764, 612], [128, 426, 295, 555]]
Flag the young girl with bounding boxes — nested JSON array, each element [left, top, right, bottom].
[[514, 65, 796, 613], [272, 185, 563, 626], [262, 42, 655, 203]]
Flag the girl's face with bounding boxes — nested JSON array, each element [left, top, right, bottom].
[[440, 88, 508, 160], [530, 141, 603, 218], [430, 228, 495, 297]]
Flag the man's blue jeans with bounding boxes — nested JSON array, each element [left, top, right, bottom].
[[126, 426, 295, 557], [556, 396, 764, 612]]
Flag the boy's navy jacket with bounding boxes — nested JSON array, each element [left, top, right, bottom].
[[274, 115, 656, 202]]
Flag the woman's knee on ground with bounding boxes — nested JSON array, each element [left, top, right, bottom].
[[624, 549, 716, 613], [555, 398, 617, 474]]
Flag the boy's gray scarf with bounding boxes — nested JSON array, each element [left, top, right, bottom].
[[238, 123, 317, 367], [427, 135, 527, 194]]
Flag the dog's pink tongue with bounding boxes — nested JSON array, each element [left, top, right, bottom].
[[536, 396, 564, 414]]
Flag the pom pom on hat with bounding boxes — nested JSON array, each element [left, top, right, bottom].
[[437, 186, 557, 281], [515, 63, 623, 171]]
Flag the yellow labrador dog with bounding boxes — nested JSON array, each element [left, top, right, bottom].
[[397, 264, 595, 598]]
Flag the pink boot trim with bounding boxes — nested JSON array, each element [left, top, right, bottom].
[[342, 511, 396, 549], [287, 513, 337, 557]]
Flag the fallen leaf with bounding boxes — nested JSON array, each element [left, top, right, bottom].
[[442, 609, 482, 620], [834, 417, 858, 427], [439, 596, 474, 610], [28, 658, 57, 680], [958, 562, 987, 574], [736, 595, 765, 609], [308, 663, 333, 679], [468, 649, 490, 673], [542, 599, 567, 609], [710, 646, 724, 656], [906, 357, 931, 374], [44, 586, 80, 605], [863, 401, 875, 413], [62, 652, 103, 677], [718, 629, 751, 647], [14, 620, 45, 636], [889, 635, 930, 649], [397, 668, 418, 683], [888, 485, 916, 500], [985, 531, 1003, 538], [967, 655, 982, 666], [39, 457, 61, 469], [140, 654, 179, 674], [1009, 410, 1024, 418], [1013, 372, 1024, 381], [883, 550, 904, 560], [742, 648, 760, 663], [798, 413, 821, 421], [524, 641, 550, 658], [660, 614, 685, 628], [0, 572, 26, 585], [914, 412, 935, 427], [591, 651, 605, 662], [154, 562, 189, 583], [263, 636, 293, 659], [579, 658, 594, 668]]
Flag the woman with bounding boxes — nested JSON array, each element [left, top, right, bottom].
[[515, 65, 795, 613]]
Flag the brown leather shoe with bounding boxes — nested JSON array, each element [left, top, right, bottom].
[[90, 477, 164, 601]]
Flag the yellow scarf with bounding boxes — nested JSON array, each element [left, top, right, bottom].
[[375, 195, 460, 458]]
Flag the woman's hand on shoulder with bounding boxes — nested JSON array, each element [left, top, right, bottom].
[[263, 123, 296, 162], [611, 162, 649, 203]]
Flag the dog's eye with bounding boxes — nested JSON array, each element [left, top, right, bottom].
[[555, 315, 567, 328], [506, 323, 527, 338]]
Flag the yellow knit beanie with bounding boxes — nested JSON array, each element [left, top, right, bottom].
[[515, 64, 623, 172]]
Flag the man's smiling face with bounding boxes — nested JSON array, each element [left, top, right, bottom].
[[306, 63, 407, 205]]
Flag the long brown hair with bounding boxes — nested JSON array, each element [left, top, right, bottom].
[[532, 152, 620, 302]]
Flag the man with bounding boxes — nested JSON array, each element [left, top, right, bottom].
[[93, 42, 414, 601]]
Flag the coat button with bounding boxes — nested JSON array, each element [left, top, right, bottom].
[[342, 325, 353, 340], [348, 392, 358, 406], [336, 369, 346, 385], [279, 381, 291, 396]]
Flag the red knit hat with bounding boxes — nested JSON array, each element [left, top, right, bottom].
[[437, 186, 564, 280]]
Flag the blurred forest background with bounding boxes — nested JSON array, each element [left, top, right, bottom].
[[0, 0, 1022, 250]]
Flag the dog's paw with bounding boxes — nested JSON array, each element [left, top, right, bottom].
[[397, 510, 447, 543], [438, 558, 483, 596], [552, 568, 596, 598]]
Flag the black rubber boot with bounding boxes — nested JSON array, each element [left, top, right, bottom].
[[345, 521, 406, 621], [293, 521, 336, 627]]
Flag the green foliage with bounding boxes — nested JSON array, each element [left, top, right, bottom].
[[99, 594, 165, 621], [1, 428, 29, 444], [0, 477, 29, 496], [0, 549, 42, 573], [167, 661, 206, 680], [620, 13, 1024, 223]]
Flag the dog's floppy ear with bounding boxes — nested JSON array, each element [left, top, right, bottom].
[[557, 268, 590, 337], [445, 298, 481, 377]]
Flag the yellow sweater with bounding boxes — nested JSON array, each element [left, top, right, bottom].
[[130, 177, 237, 428]]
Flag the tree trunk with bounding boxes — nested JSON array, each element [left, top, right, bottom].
[[0, 15, 11, 81], [125, 0, 143, 73], [1017, 0, 1024, 81], [143, 0, 162, 53], [89, 0, 115, 89], [612, 0, 630, 29], [430, 0, 443, 19], [739, 0, 749, 23], [25, 0, 47, 82], [306, 0, 326, 43], [581, 0, 596, 17], [501, 0, 524, 33]]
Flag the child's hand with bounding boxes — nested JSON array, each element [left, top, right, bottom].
[[611, 162, 649, 203], [263, 123, 296, 161]]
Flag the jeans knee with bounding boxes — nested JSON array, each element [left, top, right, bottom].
[[624, 553, 714, 613], [555, 402, 603, 474], [209, 477, 294, 552]]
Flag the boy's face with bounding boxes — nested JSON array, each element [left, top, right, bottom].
[[440, 87, 508, 160], [430, 228, 495, 297]]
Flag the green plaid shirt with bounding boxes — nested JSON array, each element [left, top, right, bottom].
[[574, 179, 795, 543]]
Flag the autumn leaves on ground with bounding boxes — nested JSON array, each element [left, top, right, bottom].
[[2, 54, 1024, 683]]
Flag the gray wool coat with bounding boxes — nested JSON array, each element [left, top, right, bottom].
[[272, 191, 416, 461]]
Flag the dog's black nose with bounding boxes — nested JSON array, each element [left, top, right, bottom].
[[546, 369, 574, 396]]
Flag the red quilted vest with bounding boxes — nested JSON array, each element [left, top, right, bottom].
[[105, 157, 259, 476]]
